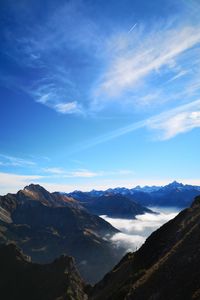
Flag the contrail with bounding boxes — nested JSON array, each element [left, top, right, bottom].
[[65, 118, 148, 156], [128, 23, 137, 33], [69, 98, 200, 153]]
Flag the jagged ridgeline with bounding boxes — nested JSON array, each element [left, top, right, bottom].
[[68, 181, 200, 209]]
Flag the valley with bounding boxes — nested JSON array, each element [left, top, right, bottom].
[[0, 184, 200, 300]]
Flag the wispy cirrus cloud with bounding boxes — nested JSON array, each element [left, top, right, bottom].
[[65, 169, 100, 178], [33, 79, 84, 115], [2, 1, 103, 115], [92, 22, 200, 109], [43, 168, 100, 178], [43, 167, 134, 178], [166, 70, 189, 83], [0, 154, 36, 167], [43, 168, 66, 175], [45, 168, 99, 178], [54, 102, 83, 114], [37, 97, 83, 115], [2, 0, 200, 125], [75, 98, 200, 151], [147, 99, 200, 140]]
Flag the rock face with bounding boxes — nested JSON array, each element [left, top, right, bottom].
[[0, 184, 125, 284], [0, 243, 88, 300], [90, 195, 200, 300]]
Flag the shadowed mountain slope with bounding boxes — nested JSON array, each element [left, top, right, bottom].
[[90, 195, 200, 300], [67, 192, 153, 219], [0, 243, 88, 300]]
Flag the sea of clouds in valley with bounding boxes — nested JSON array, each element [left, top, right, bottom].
[[101, 207, 180, 252]]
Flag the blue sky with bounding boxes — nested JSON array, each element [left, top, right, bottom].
[[1, 0, 200, 194]]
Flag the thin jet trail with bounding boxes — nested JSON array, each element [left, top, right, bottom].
[[128, 23, 137, 33]]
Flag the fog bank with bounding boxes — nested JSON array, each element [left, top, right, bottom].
[[101, 207, 180, 252]]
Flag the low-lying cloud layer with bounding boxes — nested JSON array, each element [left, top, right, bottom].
[[101, 207, 180, 252]]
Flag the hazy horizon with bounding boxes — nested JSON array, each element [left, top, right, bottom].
[[1, 179, 200, 196]]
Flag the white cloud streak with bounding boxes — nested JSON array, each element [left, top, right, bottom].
[[43, 167, 134, 178], [147, 99, 200, 139], [42, 168, 101, 178], [74, 119, 147, 151], [54, 102, 82, 114], [76, 98, 200, 151], [128, 23, 137, 33], [35, 85, 84, 115], [167, 70, 189, 83], [64, 169, 100, 178], [43, 168, 66, 174], [0, 154, 36, 167], [95, 24, 200, 100]]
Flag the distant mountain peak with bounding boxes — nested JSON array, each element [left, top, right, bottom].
[[134, 185, 141, 189], [166, 181, 184, 188], [24, 183, 48, 193], [20, 184, 58, 206]]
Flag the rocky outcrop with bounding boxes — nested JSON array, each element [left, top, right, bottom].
[[0, 243, 88, 300]]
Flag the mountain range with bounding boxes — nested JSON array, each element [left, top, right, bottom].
[[1, 192, 200, 299], [68, 181, 200, 208], [0, 184, 126, 283]]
